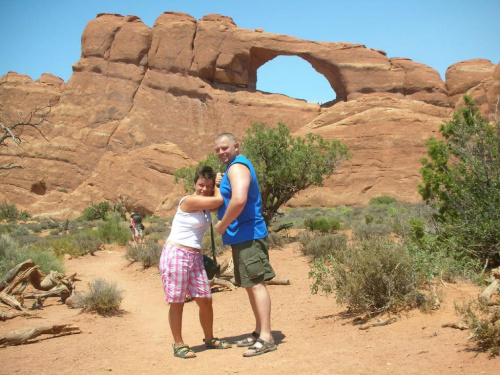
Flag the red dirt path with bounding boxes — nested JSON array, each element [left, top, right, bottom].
[[1, 242, 499, 374]]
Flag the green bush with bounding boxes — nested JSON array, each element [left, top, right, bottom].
[[81, 201, 111, 221], [352, 223, 391, 240], [370, 196, 397, 205], [38, 236, 75, 257], [299, 231, 348, 259], [309, 236, 427, 314], [8, 227, 40, 247], [0, 202, 19, 221], [71, 230, 103, 256], [304, 217, 341, 233], [73, 278, 123, 316], [96, 215, 130, 245], [0, 235, 64, 278], [419, 96, 500, 267], [18, 210, 31, 221], [455, 298, 500, 356], [26, 223, 43, 233]]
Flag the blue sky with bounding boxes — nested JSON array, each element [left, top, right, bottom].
[[1, 0, 498, 104]]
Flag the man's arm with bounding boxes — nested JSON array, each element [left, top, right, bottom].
[[215, 163, 251, 235]]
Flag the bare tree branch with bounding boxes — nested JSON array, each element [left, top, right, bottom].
[[0, 103, 51, 169], [0, 163, 23, 170]]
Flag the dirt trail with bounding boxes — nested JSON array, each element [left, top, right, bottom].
[[1, 242, 499, 375]]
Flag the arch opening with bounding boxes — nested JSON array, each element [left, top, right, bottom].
[[255, 55, 337, 105]]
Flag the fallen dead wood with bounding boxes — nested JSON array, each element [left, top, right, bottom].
[[0, 292, 23, 310], [211, 278, 238, 291], [442, 322, 468, 330], [0, 308, 33, 321], [33, 285, 72, 309], [0, 260, 78, 315], [0, 324, 82, 347], [359, 317, 397, 330], [481, 267, 500, 302], [266, 277, 290, 285], [208, 258, 291, 290], [0, 259, 35, 292], [3, 265, 40, 294]]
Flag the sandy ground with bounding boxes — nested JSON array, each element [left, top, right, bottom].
[[1, 241, 499, 375]]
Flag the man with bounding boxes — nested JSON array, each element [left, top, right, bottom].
[[214, 133, 277, 357]]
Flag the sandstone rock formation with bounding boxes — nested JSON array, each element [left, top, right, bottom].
[[0, 12, 498, 219]]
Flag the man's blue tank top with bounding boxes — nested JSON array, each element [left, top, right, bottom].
[[217, 155, 268, 245]]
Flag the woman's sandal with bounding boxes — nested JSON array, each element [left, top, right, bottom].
[[172, 344, 196, 359], [242, 338, 277, 357], [204, 337, 232, 349], [236, 331, 259, 347]]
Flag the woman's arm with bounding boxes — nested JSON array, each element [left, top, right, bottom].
[[181, 186, 223, 213]]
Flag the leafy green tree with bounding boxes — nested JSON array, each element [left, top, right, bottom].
[[81, 201, 111, 221], [174, 153, 224, 192], [174, 122, 351, 226], [419, 96, 500, 267], [243, 122, 351, 225]]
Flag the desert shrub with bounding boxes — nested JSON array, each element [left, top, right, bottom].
[[40, 236, 76, 257], [73, 278, 123, 316], [50, 228, 62, 236], [144, 216, 170, 236], [144, 223, 167, 236], [299, 231, 348, 259], [125, 241, 162, 269], [0, 224, 14, 235], [0, 202, 19, 221], [71, 230, 103, 256], [309, 236, 426, 314], [370, 196, 397, 205], [455, 298, 500, 356], [8, 228, 40, 247], [81, 201, 111, 221], [38, 218, 63, 230], [9, 225, 30, 237], [352, 223, 391, 240], [26, 223, 43, 233], [0, 235, 64, 278], [146, 231, 165, 243], [18, 210, 31, 221], [96, 214, 130, 245], [304, 217, 341, 233], [267, 231, 286, 249]]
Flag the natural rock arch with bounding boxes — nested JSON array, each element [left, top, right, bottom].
[[225, 47, 348, 103], [250, 55, 337, 105]]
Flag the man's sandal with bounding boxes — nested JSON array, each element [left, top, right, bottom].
[[236, 331, 259, 347], [242, 338, 277, 357], [172, 344, 196, 359], [204, 337, 232, 349]]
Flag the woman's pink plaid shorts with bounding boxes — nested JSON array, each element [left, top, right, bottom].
[[159, 244, 211, 303]]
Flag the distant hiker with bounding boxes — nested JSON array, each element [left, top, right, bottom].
[[130, 211, 144, 243], [159, 166, 231, 359]]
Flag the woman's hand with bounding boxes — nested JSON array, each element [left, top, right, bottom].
[[215, 172, 224, 187]]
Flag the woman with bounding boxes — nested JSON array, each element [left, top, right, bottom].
[[159, 166, 231, 359]]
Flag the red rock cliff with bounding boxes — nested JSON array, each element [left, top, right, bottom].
[[0, 12, 498, 218]]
